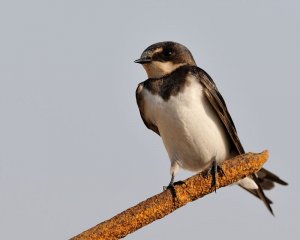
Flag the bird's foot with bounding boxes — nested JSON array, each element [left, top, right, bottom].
[[163, 180, 185, 191], [163, 174, 175, 191], [163, 180, 185, 202], [205, 160, 225, 192]]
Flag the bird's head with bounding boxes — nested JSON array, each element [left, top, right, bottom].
[[135, 41, 196, 79]]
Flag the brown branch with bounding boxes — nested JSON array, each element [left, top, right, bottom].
[[70, 151, 269, 240]]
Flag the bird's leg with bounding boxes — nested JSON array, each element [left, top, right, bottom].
[[163, 173, 175, 191], [163, 162, 184, 191], [211, 160, 218, 192], [209, 158, 225, 192], [168, 172, 175, 188]]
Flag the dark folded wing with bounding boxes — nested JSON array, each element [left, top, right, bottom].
[[136, 83, 160, 136], [193, 67, 274, 214], [194, 67, 245, 154]]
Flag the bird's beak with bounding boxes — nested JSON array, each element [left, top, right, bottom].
[[134, 58, 152, 64]]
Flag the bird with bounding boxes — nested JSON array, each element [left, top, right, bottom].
[[134, 41, 287, 215]]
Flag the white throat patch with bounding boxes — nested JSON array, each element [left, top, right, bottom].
[[143, 61, 185, 79]]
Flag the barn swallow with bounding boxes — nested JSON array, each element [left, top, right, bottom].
[[135, 41, 287, 215]]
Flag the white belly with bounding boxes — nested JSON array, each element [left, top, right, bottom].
[[143, 77, 232, 172]]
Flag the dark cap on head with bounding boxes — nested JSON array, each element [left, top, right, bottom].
[[135, 41, 196, 66]]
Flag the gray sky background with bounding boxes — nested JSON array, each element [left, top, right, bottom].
[[0, 1, 299, 239]]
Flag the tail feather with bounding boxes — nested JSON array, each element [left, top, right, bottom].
[[258, 168, 288, 188], [239, 185, 273, 204], [239, 169, 287, 215], [252, 174, 274, 215]]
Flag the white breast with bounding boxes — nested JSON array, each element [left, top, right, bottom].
[[142, 76, 232, 172]]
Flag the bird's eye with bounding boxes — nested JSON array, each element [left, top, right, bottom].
[[164, 50, 173, 57]]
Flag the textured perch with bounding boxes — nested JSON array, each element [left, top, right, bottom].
[[70, 151, 269, 240]]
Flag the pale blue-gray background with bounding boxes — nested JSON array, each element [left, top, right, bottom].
[[0, 1, 298, 239]]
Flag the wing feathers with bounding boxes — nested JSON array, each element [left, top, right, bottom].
[[194, 67, 275, 214]]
